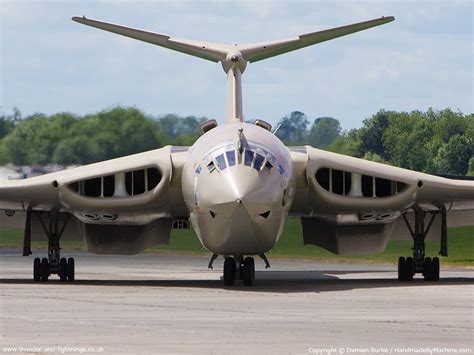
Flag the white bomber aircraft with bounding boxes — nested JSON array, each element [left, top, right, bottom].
[[1, 16, 473, 286]]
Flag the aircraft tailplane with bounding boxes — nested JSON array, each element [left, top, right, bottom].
[[72, 16, 394, 65], [72, 16, 230, 62], [239, 16, 394, 63], [72, 16, 394, 123]]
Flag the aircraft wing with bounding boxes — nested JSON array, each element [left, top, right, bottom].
[[0, 146, 191, 254], [0, 145, 188, 220], [289, 146, 474, 255]]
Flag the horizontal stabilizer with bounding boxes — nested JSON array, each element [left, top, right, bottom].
[[73, 16, 394, 65], [239, 16, 395, 62], [72, 16, 229, 62]]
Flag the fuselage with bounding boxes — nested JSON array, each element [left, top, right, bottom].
[[182, 122, 295, 256]]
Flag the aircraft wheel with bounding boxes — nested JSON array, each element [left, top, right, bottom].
[[397, 257, 406, 281], [223, 257, 236, 286], [431, 257, 440, 281], [242, 257, 255, 286], [59, 258, 68, 281], [67, 257, 75, 282], [405, 257, 414, 281], [33, 258, 41, 282], [40, 258, 49, 282], [423, 257, 433, 281]]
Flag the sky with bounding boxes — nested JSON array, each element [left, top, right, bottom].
[[1, 0, 473, 129]]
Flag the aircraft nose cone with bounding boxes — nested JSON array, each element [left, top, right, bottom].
[[197, 199, 280, 255], [192, 164, 288, 255], [197, 165, 270, 208]]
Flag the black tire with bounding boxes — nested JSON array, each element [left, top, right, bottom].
[[33, 258, 41, 282], [67, 257, 75, 282], [431, 257, 440, 281], [398, 257, 406, 281], [223, 257, 236, 286], [405, 257, 414, 281], [59, 258, 68, 281], [242, 257, 255, 286], [40, 258, 49, 282], [423, 257, 433, 281]]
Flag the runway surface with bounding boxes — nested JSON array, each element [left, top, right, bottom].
[[1, 250, 473, 354]]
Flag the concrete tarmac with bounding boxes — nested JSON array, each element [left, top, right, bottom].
[[0, 250, 473, 355]]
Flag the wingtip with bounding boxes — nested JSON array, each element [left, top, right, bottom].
[[71, 15, 87, 22]]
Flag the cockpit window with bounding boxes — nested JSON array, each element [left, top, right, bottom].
[[215, 154, 227, 171], [244, 150, 254, 166], [226, 150, 236, 166], [207, 161, 216, 172], [253, 153, 265, 171], [278, 164, 285, 175], [201, 141, 279, 175]]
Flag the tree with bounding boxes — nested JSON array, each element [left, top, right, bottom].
[[158, 113, 205, 140], [1, 106, 472, 176], [363, 152, 387, 164], [0, 107, 21, 139], [0, 117, 15, 140], [308, 117, 341, 148], [53, 135, 102, 165], [326, 129, 361, 156], [2, 113, 77, 165], [328, 108, 472, 175], [358, 110, 391, 159], [275, 111, 309, 144], [382, 111, 434, 172], [432, 135, 473, 175], [468, 157, 474, 176]]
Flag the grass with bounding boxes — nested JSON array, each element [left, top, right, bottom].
[[1, 218, 472, 265], [272, 220, 473, 265]]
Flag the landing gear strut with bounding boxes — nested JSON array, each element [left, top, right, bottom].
[[29, 210, 74, 282], [398, 207, 446, 281], [223, 256, 256, 286]]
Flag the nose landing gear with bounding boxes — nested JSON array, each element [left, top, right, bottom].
[[223, 257, 237, 285], [222, 256, 258, 286]]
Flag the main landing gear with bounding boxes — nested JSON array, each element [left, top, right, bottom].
[[25, 209, 75, 282], [398, 206, 447, 281]]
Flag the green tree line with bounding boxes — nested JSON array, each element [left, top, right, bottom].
[[0, 107, 205, 165], [0, 106, 472, 175]]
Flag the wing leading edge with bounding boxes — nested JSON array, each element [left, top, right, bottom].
[[0, 146, 185, 216], [290, 147, 474, 255]]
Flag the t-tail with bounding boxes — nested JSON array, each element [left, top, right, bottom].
[[72, 16, 395, 123]]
